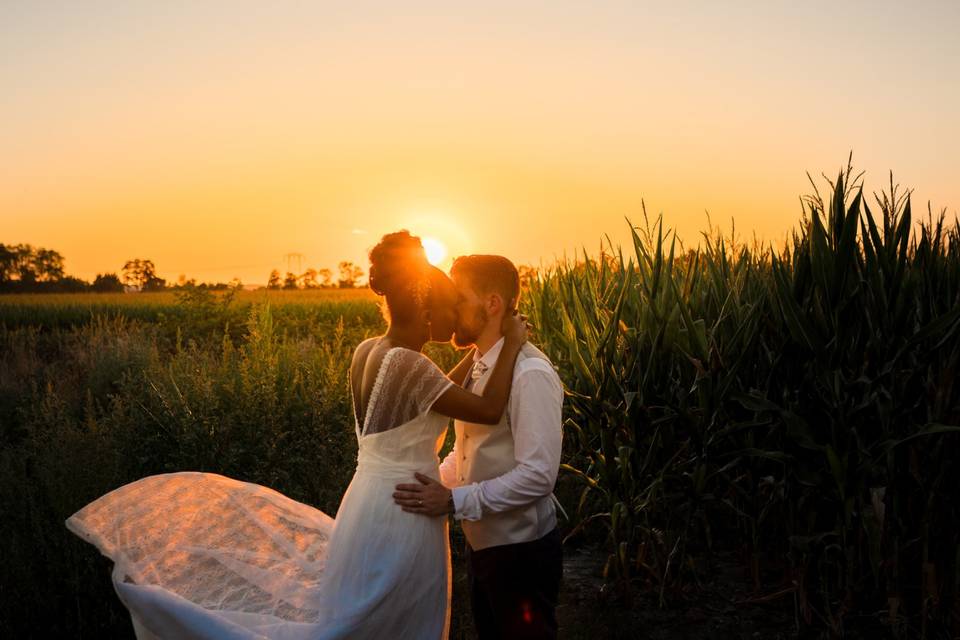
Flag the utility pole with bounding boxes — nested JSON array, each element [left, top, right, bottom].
[[284, 253, 304, 275]]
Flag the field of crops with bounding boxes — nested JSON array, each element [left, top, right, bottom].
[[529, 168, 960, 638], [1, 166, 958, 638], [0, 287, 381, 330]]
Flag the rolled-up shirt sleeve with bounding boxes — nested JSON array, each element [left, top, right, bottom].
[[451, 362, 563, 521]]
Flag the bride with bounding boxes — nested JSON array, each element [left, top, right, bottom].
[[65, 230, 529, 640]]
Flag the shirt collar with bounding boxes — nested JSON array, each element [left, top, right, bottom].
[[473, 336, 505, 371]]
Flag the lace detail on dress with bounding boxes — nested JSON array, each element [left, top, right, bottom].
[[64, 472, 333, 625], [358, 347, 399, 437], [361, 348, 453, 436]]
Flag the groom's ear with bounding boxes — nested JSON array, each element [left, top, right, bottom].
[[487, 293, 505, 316]]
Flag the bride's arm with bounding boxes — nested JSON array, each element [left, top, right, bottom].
[[431, 314, 527, 424], [446, 347, 477, 386]]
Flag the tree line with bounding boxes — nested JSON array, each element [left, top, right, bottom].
[[266, 261, 364, 290], [0, 243, 368, 293], [0, 243, 88, 292]]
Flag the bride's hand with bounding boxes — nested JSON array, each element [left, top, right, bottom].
[[501, 309, 530, 347]]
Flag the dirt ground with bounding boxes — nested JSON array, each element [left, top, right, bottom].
[[553, 545, 799, 639], [445, 527, 946, 639], [448, 533, 820, 639]]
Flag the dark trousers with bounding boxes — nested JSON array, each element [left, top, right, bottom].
[[465, 527, 563, 640]]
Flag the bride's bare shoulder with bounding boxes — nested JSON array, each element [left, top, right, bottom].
[[351, 337, 383, 368]]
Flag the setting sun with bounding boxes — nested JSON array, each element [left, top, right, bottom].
[[421, 237, 447, 266]]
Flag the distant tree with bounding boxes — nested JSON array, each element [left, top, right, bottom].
[[121, 259, 145, 288], [302, 268, 319, 289], [267, 269, 282, 289], [0, 243, 65, 284], [176, 274, 197, 288], [317, 268, 333, 288], [33, 248, 65, 282], [0, 244, 14, 283], [92, 273, 125, 292], [144, 274, 166, 292], [17, 265, 37, 286], [283, 272, 299, 290], [7, 244, 35, 282], [122, 258, 165, 291], [337, 261, 363, 288]]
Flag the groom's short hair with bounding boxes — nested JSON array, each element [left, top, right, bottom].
[[450, 255, 521, 312]]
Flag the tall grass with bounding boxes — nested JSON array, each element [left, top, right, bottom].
[[0, 300, 383, 637], [0, 287, 381, 334], [0, 289, 461, 638], [528, 161, 960, 636]]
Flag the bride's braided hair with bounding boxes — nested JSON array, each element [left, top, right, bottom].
[[368, 230, 434, 323]]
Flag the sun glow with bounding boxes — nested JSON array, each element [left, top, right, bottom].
[[421, 237, 448, 266]]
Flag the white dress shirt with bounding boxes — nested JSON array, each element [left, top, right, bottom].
[[439, 337, 564, 521]]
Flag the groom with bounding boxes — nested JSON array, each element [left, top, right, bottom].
[[393, 255, 564, 639]]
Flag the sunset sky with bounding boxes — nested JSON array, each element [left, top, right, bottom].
[[3, 1, 957, 285]]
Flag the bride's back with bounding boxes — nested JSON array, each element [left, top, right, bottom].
[[349, 339, 454, 475]]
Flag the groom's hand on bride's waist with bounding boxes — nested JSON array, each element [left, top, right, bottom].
[[393, 473, 455, 517]]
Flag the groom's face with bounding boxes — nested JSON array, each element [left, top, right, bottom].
[[450, 273, 488, 348]]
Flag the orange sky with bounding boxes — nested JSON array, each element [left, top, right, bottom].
[[3, 2, 958, 284]]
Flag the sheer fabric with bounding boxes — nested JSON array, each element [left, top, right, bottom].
[[66, 347, 456, 640], [359, 347, 454, 436]]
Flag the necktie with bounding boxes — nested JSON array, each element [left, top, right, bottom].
[[471, 360, 488, 381]]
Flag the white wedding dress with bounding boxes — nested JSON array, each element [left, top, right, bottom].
[[65, 346, 455, 640]]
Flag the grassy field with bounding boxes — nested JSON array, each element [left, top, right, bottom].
[[2, 165, 958, 639], [0, 287, 382, 332], [0, 287, 381, 308]]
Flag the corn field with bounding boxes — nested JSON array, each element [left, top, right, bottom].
[[526, 162, 960, 637]]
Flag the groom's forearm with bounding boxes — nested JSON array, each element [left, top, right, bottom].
[[451, 462, 558, 520]]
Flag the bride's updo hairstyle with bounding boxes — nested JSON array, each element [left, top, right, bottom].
[[368, 230, 437, 324]]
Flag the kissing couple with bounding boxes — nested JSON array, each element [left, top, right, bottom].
[[66, 230, 565, 640]]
